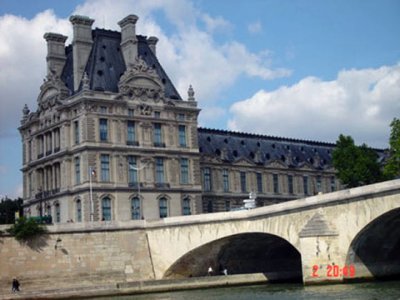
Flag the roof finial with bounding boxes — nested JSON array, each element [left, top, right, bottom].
[[82, 72, 90, 91], [188, 84, 195, 101], [22, 104, 30, 116]]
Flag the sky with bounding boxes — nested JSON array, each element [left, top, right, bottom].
[[0, 0, 399, 199]]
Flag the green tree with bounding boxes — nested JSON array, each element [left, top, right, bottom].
[[332, 134, 383, 188], [0, 197, 23, 224], [6, 217, 47, 242], [384, 118, 400, 179]]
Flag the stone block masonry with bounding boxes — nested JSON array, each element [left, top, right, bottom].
[[0, 224, 155, 293]]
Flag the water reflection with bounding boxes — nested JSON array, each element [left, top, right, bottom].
[[92, 280, 400, 300]]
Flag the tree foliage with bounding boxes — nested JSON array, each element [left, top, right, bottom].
[[332, 134, 383, 188], [6, 217, 47, 242], [384, 118, 400, 179], [0, 197, 23, 224]]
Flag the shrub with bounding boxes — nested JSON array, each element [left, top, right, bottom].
[[7, 217, 47, 241]]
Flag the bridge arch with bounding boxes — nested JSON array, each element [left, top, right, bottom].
[[345, 207, 400, 280], [163, 232, 302, 282]]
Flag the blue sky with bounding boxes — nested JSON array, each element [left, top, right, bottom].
[[0, 0, 399, 199]]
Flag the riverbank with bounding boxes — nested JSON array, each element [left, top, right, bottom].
[[0, 273, 268, 300]]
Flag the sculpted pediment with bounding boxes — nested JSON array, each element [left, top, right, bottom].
[[37, 70, 69, 111], [117, 56, 164, 102], [297, 162, 315, 171], [234, 157, 255, 166], [265, 159, 288, 169]]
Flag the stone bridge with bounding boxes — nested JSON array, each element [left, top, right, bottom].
[[146, 179, 400, 284], [1, 179, 399, 289]]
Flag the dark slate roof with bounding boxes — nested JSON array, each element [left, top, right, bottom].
[[198, 128, 336, 169], [61, 28, 182, 100]]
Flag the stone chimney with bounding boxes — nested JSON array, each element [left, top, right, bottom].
[[69, 15, 94, 91], [147, 36, 158, 56], [43, 33, 68, 78], [118, 15, 139, 68]]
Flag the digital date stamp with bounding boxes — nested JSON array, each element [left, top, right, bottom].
[[312, 264, 356, 278]]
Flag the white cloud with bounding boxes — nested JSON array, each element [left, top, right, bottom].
[[0, 0, 290, 139], [228, 64, 400, 148], [248, 21, 262, 34], [0, 10, 71, 137]]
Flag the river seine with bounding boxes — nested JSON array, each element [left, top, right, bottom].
[[94, 280, 400, 300]]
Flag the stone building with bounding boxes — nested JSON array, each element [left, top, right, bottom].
[[19, 14, 340, 223]]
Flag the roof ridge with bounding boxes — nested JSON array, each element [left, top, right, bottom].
[[198, 127, 336, 147]]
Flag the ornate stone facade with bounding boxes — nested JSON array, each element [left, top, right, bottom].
[[19, 14, 341, 223]]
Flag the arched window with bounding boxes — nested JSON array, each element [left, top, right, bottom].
[[131, 197, 141, 220], [102, 197, 111, 221], [182, 197, 191, 215], [76, 199, 82, 222], [159, 197, 168, 218], [55, 203, 60, 223], [46, 204, 52, 217]]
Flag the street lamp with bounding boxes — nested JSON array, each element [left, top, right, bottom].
[[88, 166, 95, 222], [129, 159, 149, 201]]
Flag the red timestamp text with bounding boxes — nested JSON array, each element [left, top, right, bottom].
[[312, 264, 356, 278]]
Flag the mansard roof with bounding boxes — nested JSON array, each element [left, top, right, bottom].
[[61, 28, 182, 100], [198, 128, 336, 169]]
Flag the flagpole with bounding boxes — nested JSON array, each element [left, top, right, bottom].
[[89, 166, 94, 222]]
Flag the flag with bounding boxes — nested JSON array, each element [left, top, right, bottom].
[[89, 167, 96, 177]]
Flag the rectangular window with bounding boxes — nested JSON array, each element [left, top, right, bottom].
[[74, 120, 79, 144], [99, 119, 108, 141], [128, 156, 137, 185], [331, 176, 336, 192], [178, 125, 187, 147], [131, 197, 141, 220], [223, 169, 229, 192], [159, 198, 168, 218], [178, 113, 185, 121], [101, 154, 110, 181], [182, 198, 191, 215], [203, 168, 211, 191], [75, 156, 80, 184], [273, 174, 279, 194], [100, 106, 107, 114], [225, 200, 231, 212], [154, 111, 161, 119], [180, 158, 189, 184], [55, 204, 60, 223], [288, 175, 294, 194], [240, 172, 247, 193], [256, 173, 263, 193], [155, 157, 164, 183], [128, 108, 134, 117], [154, 123, 163, 146], [317, 176, 322, 193], [127, 121, 136, 145], [303, 176, 309, 195]]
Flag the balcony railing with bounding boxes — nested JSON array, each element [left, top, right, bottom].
[[153, 142, 166, 148], [155, 182, 170, 188], [37, 153, 44, 159], [46, 150, 52, 156], [128, 182, 144, 188], [126, 140, 139, 146], [54, 146, 60, 153]]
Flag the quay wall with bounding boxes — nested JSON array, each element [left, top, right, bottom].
[[0, 223, 155, 292]]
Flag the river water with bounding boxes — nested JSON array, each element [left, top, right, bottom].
[[94, 280, 400, 300]]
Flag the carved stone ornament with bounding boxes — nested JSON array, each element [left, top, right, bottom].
[[117, 56, 165, 102], [37, 68, 69, 111], [139, 104, 153, 115]]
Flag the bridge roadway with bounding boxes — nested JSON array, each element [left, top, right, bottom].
[[0, 179, 399, 290]]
